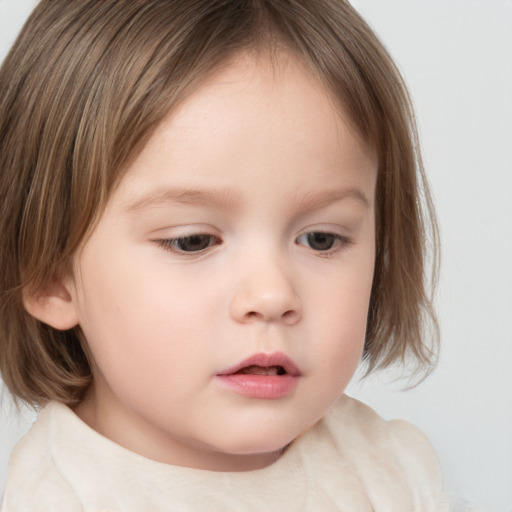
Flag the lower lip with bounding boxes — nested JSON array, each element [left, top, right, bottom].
[[216, 374, 300, 399]]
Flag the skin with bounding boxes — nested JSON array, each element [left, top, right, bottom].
[[36, 51, 378, 471]]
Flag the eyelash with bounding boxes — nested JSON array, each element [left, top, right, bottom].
[[155, 234, 222, 254], [295, 232, 352, 257], [154, 232, 352, 256]]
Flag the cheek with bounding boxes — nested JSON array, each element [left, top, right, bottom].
[[306, 256, 374, 379], [314, 294, 368, 372], [74, 250, 216, 394], [288, 265, 372, 435]]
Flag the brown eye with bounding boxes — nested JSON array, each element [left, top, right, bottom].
[[175, 235, 214, 252], [174, 235, 218, 252], [305, 232, 335, 251], [157, 234, 221, 254], [296, 232, 351, 254]]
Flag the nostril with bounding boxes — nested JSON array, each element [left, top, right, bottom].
[[282, 310, 299, 322], [241, 309, 300, 324]]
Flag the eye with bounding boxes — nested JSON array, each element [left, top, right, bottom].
[[156, 234, 221, 254], [296, 232, 351, 252]]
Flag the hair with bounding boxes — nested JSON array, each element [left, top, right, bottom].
[[0, 0, 439, 408]]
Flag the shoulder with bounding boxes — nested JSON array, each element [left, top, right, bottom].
[[321, 395, 451, 511], [1, 402, 82, 512], [323, 394, 439, 468]]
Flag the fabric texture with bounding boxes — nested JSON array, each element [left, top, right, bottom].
[[1, 394, 451, 511]]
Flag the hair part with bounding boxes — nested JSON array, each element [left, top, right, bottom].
[[0, 0, 439, 407]]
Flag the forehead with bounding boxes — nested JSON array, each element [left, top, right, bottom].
[[111, 51, 377, 211]]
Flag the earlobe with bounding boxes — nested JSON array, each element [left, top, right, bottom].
[[23, 281, 79, 331]]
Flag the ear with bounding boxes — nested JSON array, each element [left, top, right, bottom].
[[23, 280, 79, 331]]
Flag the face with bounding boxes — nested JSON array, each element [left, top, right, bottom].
[[68, 52, 377, 471]]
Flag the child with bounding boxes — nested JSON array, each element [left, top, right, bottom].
[[0, 0, 449, 510]]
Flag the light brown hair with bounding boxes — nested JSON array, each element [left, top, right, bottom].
[[0, 0, 438, 407]]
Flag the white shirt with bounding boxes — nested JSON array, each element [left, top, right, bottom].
[[1, 394, 450, 511]]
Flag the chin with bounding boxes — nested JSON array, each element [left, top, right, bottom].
[[210, 422, 305, 457]]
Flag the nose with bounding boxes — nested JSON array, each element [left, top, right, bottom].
[[229, 256, 302, 326]]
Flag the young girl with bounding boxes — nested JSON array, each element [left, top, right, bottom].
[[0, 0, 449, 510]]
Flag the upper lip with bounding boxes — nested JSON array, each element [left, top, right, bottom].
[[217, 352, 302, 377]]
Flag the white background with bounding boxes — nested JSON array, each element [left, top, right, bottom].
[[1, 1, 511, 510]]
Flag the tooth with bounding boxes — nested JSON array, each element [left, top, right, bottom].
[[239, 365, 283, 376]]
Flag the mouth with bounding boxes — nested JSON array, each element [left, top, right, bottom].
[[234, 365, 287, 376], [216, 353, 301, 399], [217, 352, 302, 378]]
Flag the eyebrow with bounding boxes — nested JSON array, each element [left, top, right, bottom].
[[290, 187, 371, 212], [124, 185, 371, 214], [124, 187, 241, 213]]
